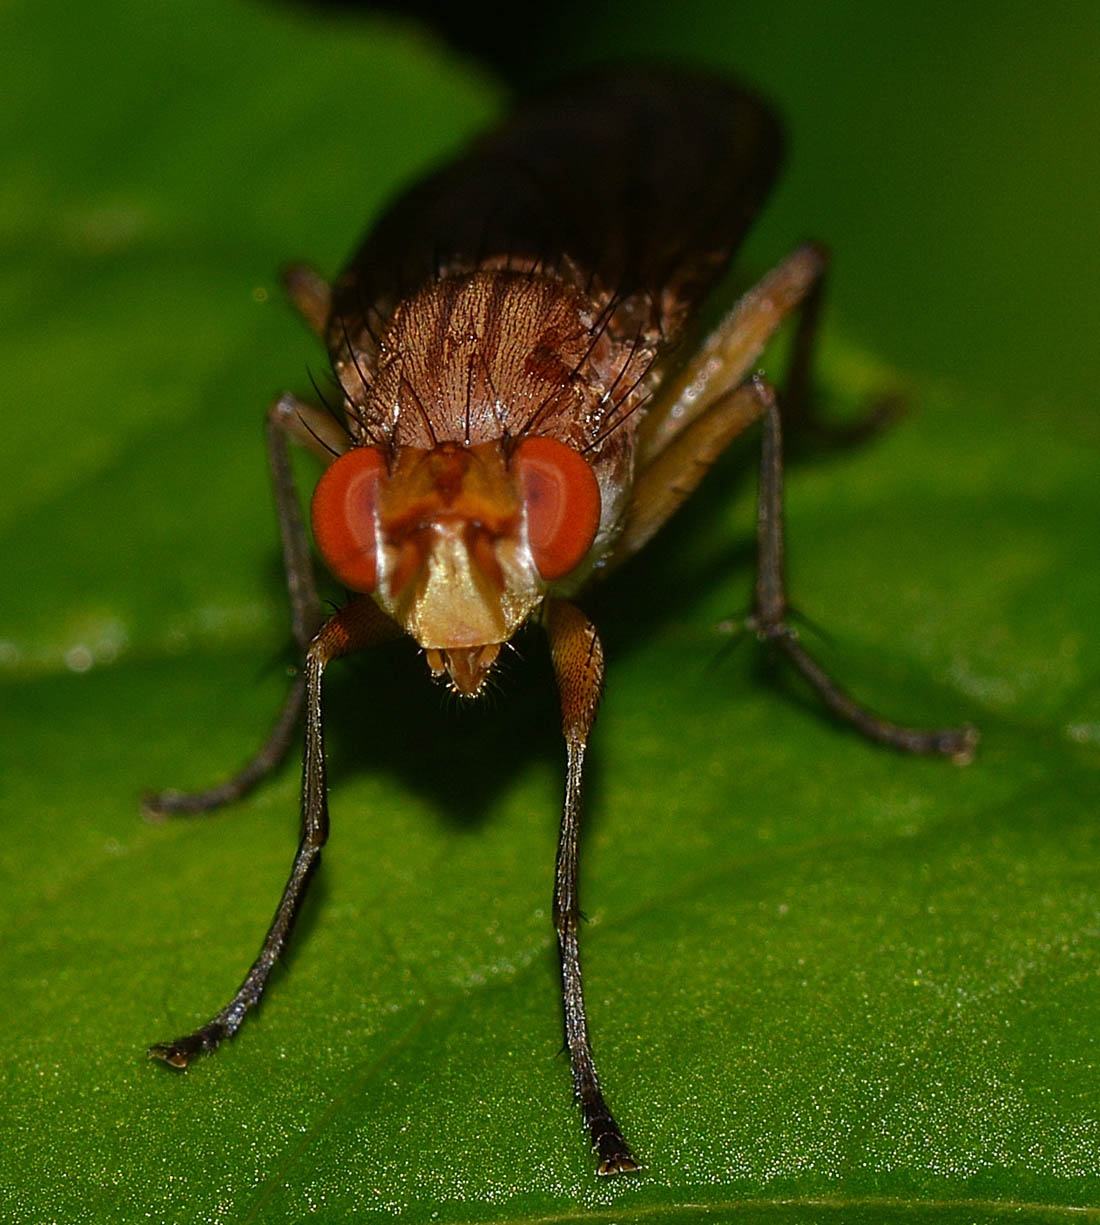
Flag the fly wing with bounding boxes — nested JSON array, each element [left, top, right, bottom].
[[331, 68, 783, 349]]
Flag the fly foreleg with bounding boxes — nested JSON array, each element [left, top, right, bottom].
[[149, 596, 398, 1067], [544, 598, 640, 1176]]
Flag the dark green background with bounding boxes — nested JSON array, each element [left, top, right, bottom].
[[2, 2, 1097, 1222]]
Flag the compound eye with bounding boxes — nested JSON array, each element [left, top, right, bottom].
[[310, 446, 386, 591], [514, 436, 601, 581]]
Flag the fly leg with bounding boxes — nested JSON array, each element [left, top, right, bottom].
[[282, 262, 332, 338], [149, 596, 397, 1066], [749, 375, 977, 759], [619, 243, 824, 558], [635, 243, 827, 470], [544, 599, 639, 1176], [780, 247, 901, 446], [614, 243, 976, 760], [144, 392, 346, 818]]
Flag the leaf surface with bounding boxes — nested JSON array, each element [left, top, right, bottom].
[[2, 2, 1097, 1222]]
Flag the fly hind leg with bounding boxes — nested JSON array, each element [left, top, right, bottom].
[[777, 245, 901, 447], [749, 375, 977, 761], [615, 243, 976, 761], [143, 391, 346, 818]]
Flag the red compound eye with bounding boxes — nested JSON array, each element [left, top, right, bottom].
[[310, 446, 386, 592], [514, 437, 601, 581]]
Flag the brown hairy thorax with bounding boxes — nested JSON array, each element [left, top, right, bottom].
[[333, 270, 649, 478]]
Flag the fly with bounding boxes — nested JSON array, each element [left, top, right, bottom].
[[146, 69, 976, 1176]]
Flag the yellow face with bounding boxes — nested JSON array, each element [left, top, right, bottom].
[[311, 436, 602, 695], [373, 442, 542, 695]]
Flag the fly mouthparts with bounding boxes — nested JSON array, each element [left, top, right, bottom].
[[425, 643, 502, 696]]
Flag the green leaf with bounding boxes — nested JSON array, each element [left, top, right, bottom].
[[3, 2, 1097, 1223]]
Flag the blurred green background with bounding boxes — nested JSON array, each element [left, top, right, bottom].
[[2, 1, 1097, 1222]]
